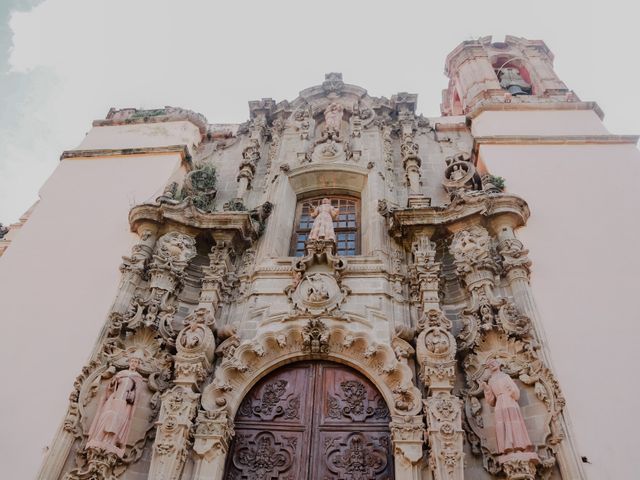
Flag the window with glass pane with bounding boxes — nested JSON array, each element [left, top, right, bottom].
[[291, 196, 359, 257]]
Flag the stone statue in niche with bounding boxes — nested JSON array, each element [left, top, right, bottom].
[[481, 359, 537, 462], [308, 198, 339, 242], [86, 356, 146, 457], [324, 102, 344, 133], [498, 67, 531, 96]]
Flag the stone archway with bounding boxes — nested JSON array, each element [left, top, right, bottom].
[[223, 361, 394, 480], [191, 321, 425, 480]]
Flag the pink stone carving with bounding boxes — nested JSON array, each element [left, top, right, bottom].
[[308, 198, 339, 242], [324, 103, 344, 133], [482, 359, 534, 456], [86, 357, 145, 457]]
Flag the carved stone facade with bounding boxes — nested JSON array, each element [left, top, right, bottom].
[[10, 36, 613, 480]]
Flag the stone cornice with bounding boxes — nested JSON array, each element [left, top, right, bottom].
[[129, 201, 259, 246], [474, 134, 639, 145], [467, 101, 605, 120], [382, 192, 529, 241], [60, 145, 192, 166]]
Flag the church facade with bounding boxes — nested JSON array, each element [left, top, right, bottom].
[[1, 36, 638, 480]]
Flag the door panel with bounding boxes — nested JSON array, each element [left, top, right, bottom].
[[224, 362, 393, 480]]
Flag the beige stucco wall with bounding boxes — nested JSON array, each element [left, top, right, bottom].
[[0, 146, 186, 478], [477, 130, 640, 478]]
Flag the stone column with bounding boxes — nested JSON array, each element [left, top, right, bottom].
[[390, 415, 426, 480], [234, 100, 273, 203], [400, 120, 422, 197], [115, 222, 159, 313], [412, 233, 464, 480], [191, 408, 234, 480]]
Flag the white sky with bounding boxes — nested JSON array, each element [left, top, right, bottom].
[[1, 0, 638, 223]]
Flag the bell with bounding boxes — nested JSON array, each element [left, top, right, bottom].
[[507, 84, 530, 96]]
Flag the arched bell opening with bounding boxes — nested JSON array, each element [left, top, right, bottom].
[[222, 360, 395, 480]]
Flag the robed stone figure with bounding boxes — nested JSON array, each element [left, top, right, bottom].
[[86, 357, 145, 457], [308, 198, 339, 242], [482, 359, 534, 456]]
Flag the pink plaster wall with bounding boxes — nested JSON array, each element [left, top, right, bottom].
[[472, 110, 609, 137], [479, 141, 640, 479], [78, 121, 202, 153], [0, 152, 182, 479]]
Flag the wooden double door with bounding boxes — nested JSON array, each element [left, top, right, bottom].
[[224, 361, 394, 480]]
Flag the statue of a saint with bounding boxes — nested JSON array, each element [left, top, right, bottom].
[[324, 103, 344, 133], [308, 198, 339, 242], [481, 359, 535, 456], [498, 67, 532, 95], [86, 356, 145, 457]]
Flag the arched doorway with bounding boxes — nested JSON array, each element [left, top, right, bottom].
[[223, 361, 394, 479]]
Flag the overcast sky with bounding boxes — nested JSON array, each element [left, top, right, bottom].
[[1, 0, 638, 223]]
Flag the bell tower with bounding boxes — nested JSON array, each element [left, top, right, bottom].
[[442, 35, 571, 115]]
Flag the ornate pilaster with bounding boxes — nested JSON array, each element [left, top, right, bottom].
[[449, 225, 567, 479], [147, 308, 216, 479], [390, 415, 426, 480], [115, 224, 158, 314], [191, 408, 234, 480], [199, 242, 235, 313], [412, 234, 464, 480], [122, 232, 196, 344], [234, 98, 275, 202]]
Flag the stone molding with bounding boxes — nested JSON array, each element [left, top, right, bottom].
[[60, 145, 192, 163]]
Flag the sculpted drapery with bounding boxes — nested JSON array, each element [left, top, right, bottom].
[[308, 198, 339, 242], [86, 357, 145, 457], [482, 359, 534, 455]]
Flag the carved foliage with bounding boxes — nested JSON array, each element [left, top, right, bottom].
[[301, 318, 330, 354], [449, 226, 493, 275], [231, 431, 295, 480], [327, 380, 389, 422], [325, 432, 390, 479], [238, 379, 301, 421]]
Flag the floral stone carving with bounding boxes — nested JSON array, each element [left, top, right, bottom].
[[326, 432, 389, 479], [231, 431, 295, 480], [327, 380, 389, 422]]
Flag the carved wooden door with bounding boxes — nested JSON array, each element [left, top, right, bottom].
[[224, 361, 394, 480]]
